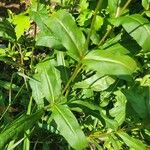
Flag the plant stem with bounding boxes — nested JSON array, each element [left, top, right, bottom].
[[98, 0, 132, 46], [62, 63, 83, 95], [84, 0, 103, 50], [23, 96, 33, 150], [62, 0, 104, 96]]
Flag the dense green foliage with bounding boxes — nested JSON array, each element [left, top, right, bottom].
[[0, 0, 150, 149]]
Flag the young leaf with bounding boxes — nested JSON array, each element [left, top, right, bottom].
[[82, 49, 137, 77], [52, 104, 88, 150], [12, 13, 30, 40], [0, 109, 43, 149], [117, 132, 147, 150], [118, 14, 150, 52], [36, 60, 62, 104]]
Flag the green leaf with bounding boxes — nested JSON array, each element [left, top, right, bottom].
[[30, 8, 62, 49], [12, 13, 30, 40], [32, 9, 86, 61], [118, 14, 150, 52], [142, 0, 150, 10], [74, 74, 115, 91], [123, 81, 150, 120], [117, 132, 147, 150], [69, 100, 119, 130], [82, 49, 137, 77], [36, 60, 62, 104], [52, 104, 88, 150], [109, 91, 127, 126], [0, 109, 43, 149], [29, 74, 44, 108], [94, 15, 103, 31], [0, 19, 16, 40]]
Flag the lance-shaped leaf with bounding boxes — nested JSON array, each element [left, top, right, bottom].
[[30, 8, 62, 49], [82, 49, 137, 77], [119, 14, 150, 52], [36, 60, 62, 104], [31, 9, 86, 61], [0, 109, 43, 149], [117, 132, 146, 150], [52, 104, 88, 150]]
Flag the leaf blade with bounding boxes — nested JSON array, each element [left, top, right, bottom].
[[52, 104, 88, 150]]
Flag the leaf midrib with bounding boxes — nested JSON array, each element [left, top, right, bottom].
[[84, 57, 133, 73], [54, 17, 82, 58], [55, 105, 76, 135]]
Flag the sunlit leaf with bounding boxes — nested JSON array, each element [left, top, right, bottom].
[[119, 14, 150, 51], [82, 49, 137, 78], [117, 132, 147, 150], [52, 104, 88, 150], [12, 13, 30, 40]]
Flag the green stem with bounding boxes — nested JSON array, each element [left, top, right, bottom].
[[62, 63, 83, 95], [98, 0, 132, 46], [23, 96, 33, 150], [84, 0, 104, 50]]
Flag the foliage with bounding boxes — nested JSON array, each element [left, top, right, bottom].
[[0, 0, 150, 149]]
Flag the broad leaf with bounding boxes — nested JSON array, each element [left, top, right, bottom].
[[52, 104, 88, 150], [74, 74, 115, 91], [117, 132, 147, 150], [0, 109, 43, 149], [36, 60, 62, 104], [82, 49, 137, 77], [118, 14, 150, 52]]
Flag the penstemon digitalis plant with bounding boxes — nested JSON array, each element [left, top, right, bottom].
[[0, 0, 150, 149]]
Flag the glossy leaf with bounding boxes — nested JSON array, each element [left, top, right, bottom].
[[117, 132, 146, 150], [82, 49, 137, 77], [52, 104, 88, 150], [0, 109, 43, 149], [119, 14, 150, 51]]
